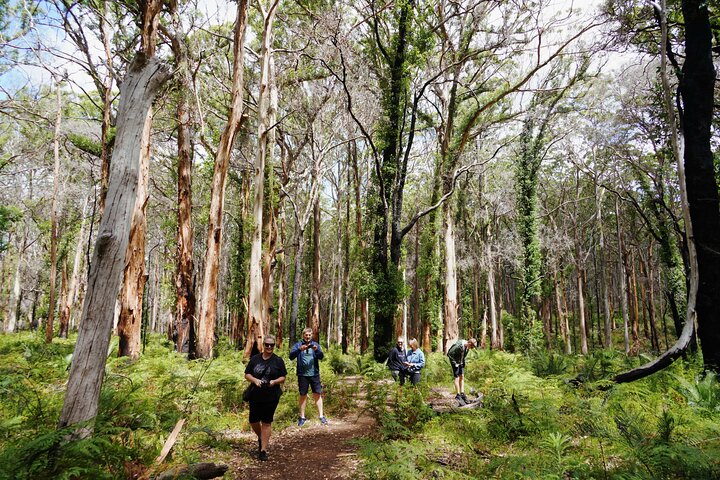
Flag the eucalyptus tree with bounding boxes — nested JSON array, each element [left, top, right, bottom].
[[196, 0, 249, 359], [604, 0, 720, 376], [164, 0, 198, 355], [58, 0, 170, 430], [678, 0, 720, 372], [245, 0, 281, 358], [513, 57, 591, 352]]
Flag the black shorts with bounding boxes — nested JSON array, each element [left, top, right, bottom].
[[249, 399, 280, 424], [298, 375, 322, 395], [452, 364, 465, 378]]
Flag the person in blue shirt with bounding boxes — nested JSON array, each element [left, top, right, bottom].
[[403, 338, 425, 385], [289, 327, 327, 426]]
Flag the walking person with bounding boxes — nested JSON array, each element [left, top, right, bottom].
[[447, 338, 477, 405], [289, 327, 328, 426], [387, 337, 409, 385], [244, 334, 287, 461], [404, 338, 425, 385]]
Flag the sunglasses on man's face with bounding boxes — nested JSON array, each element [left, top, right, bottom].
[[264, 343, 275, 348]]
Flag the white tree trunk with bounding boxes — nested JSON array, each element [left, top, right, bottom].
[[247, 0, 281, 356], [66, 195, 89, 331], [443, 205, 459, 352], [616, 199, 631, 354], [6, 243, 23, 333], [58, 55, 169, 432], [488, 244, 499, 349], [46, 83, 63, 343], [197, 0, 248, 359]]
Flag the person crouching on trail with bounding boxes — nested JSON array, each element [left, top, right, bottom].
[[289, 327, 328, 426], [447, 338, 477, 405]]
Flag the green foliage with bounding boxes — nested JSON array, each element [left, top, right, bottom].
[[359, 347, 720, 479], [0, 204, 22, 251], [366, 383, 434, 441], [326, 346, 359, 375], [675, 371, 720, 412], [66, 133, 102, 157], [531, 350, 571, 377], [2, 334, 719, 479], [575, 349, 621, 382]]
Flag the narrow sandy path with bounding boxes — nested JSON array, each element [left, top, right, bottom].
[[223, 414, 375, 479]]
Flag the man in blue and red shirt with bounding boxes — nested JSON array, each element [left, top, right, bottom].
[[289, 327, 327, 426]]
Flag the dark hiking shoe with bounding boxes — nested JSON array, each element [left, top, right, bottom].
[[461, 393, 470, 404], [298, 417, 307, 426], [320, 416, 328, 425], [259, 450, 268, 461], [455, 393, 467, 406]]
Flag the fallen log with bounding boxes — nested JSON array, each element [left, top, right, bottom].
[[429, 392, 484, 414], [155, 462, 229, 480]]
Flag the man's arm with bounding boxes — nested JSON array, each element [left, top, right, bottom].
[[289, 342, 301, 360]]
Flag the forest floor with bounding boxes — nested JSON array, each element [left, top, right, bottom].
[[221, 412, 376, 479], [196, 381, 479, 480]]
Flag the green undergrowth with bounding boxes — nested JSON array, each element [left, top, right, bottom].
[[357, 348, 720, 480], [1, 332, 719, 479], [0, 333, 356, 479]]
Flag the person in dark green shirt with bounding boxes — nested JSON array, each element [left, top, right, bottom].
[[447, 338, 477, 405]]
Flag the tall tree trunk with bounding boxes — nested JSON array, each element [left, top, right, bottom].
[[261, 50, 279, 339], [275, 211, 286, 347], [553, 266, 571, 354], [58, 54, 170, 432], [46, 83, 63, 344], [246, 0, 280, 358], [680, 0, 720, 372], [170, 10, 196, 355], [443, 205, 459, 351], [616, 199, 631, 354], [59, 262, 69, 338], [576, 262, 588, 355], [488, 250, 499, 350], [342, 164, 351, 353], [262, 202, 277, 337], [309, 197, 321, 338], [629, 256, 640, 355], [6, 228, 26, 333], [645, 246, 661, 351], [198, 0, 248, 359], [350, 139, 368, 353], [117, 106, 152, 359], [596, 186, 612, 348], [289, 231, 306, 345], [610, 0, 701, 382], [97, 0, 114, 215], [61, 195, 89, 333]]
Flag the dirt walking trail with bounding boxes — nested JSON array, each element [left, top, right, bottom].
[[224, 414, 376, 479]]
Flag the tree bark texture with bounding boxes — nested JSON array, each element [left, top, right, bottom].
[[309, 197, 321, 338], [442, 206, 459, 351], [117, 106, 152, 359], [197, 0, 248, 359], [170, 9, 197, 356], [680, 0, 720, 372], [247, 0, 280, 358], [45, 84, 62, 344], [60, 195, 89, 333], [58, 54, 170, 430]]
